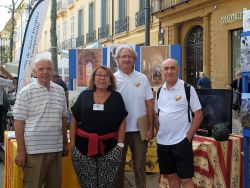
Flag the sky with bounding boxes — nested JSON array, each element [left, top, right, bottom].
[[0, 0, 22, 31]]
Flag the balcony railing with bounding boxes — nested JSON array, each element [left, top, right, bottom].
[[98, 24, 109, 40], [59, 38, 76, 50], [76, 35, 84, 47], [86, 30, 96, 44], [68, 0, 75, 8], [151, 0, 189, 14], [57, 0, 67, 15], [135, 10, 146, 27], [115, 16, 129, 35]]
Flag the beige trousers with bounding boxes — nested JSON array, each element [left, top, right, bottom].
[[23, 152, 62, 188]]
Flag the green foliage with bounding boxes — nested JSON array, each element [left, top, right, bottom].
[[212, 123, 230, 142]]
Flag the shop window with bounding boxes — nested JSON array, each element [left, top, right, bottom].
[[231, 28, 243, 80]]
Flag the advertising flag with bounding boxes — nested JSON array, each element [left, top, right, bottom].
[[17, 0, 50, 92]]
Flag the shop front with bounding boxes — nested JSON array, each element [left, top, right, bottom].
[[152, 0, 249, 88]]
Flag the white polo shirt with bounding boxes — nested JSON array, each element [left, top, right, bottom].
[[155, 79, 201, 145], [13, 81, 67, 154], [115, 70, 153, 132]]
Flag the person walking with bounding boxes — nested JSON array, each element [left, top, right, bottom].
[[13, 58, 68, 188], [197, 72, 211, 89], [0, 66, 15, 148], [70, 65, 127, 188], [155, 58, 203, 188], [114, 46, 154, 188]]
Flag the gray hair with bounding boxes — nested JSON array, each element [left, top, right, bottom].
[[199, 72, 205, 78], [114, 46, 137, 63]]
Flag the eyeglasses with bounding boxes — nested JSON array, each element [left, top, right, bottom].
[[119, 55, 134, 60], [95, 74, 110, 79]]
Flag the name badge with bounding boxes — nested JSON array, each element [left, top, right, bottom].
[[93, 104, 104, 111]]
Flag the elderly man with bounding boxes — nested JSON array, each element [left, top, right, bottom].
[[155, 58, 203, 188], [13, 58, 68, 188], [114, 46, 154, 188]]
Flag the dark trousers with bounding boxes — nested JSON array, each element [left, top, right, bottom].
[[0, 106, 6, 143]]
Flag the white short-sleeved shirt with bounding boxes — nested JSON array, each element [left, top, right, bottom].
[[155, 79, 202, 145], [13, 81, 67, 154], [115, 70, 153, 132]]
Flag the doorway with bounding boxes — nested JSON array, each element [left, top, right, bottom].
[[186, 26, 203, 87]]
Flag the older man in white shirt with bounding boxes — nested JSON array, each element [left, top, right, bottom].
[[114, 46, 154, 188]]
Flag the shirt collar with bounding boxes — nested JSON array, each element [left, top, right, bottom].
[[34, 80, 54, 90], [117, 69, 136, 77], [163, 78, 181, 91]]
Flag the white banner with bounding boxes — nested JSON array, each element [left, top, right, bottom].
[[17, 0, 50, 92]]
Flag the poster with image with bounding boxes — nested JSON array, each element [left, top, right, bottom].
[[241, 93, 250, 128], [141, 46, 169, 86], [243, 9, 250, 32], [77, 49, 102, 87], [241, 35, 250, 72]]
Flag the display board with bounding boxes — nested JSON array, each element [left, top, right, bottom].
[[196, 89, 232, 136], [68, 45, 181, 91]]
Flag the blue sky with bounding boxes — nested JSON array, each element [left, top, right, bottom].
[[0, 0, 22, 31]]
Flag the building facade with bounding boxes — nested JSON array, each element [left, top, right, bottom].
[[152, 0, 249, 88], [38, 0, 159, 52]]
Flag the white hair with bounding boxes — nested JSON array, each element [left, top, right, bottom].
[[32, 57, 52, 71]]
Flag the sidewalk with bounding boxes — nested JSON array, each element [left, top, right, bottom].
[[0, 151, 159, 188]]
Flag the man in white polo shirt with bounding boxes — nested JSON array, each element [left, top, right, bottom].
[[155, 58, 203, 188], [13, 58, 68, 188], [114, 46, 154, 188]]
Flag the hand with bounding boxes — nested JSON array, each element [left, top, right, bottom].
[[62, 144, 69, 157], [146, 128, 154, 141], [15, 150, 26, 167], [116, 145, 123, 151], [186, 133, 193, 142]]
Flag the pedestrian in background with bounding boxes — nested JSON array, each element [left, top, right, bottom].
[[114, 46, 154, 188], [13, 58, 68, 188], [0, 66, 15, 147], [155, 58, 203, 188], [197, 72, 211, 89], [70, 65, 127, 187], [52, 71, 69, 108]]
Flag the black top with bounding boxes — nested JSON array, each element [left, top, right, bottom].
[[230, 78, 242, 93], [197, 77, 211, 89], [54, 79, 68, 92], [71, 90, 128, 155]]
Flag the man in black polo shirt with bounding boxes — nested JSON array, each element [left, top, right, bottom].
[[52, 71, 69, 108]]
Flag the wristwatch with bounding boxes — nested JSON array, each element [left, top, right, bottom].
[[117, 143, 124, 148]]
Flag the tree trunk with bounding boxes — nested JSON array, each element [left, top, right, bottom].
[[9, 0, 15, 63], [50, 0, 58, 73]]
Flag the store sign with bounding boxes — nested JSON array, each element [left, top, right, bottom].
[[221, 11, 243, 25]]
